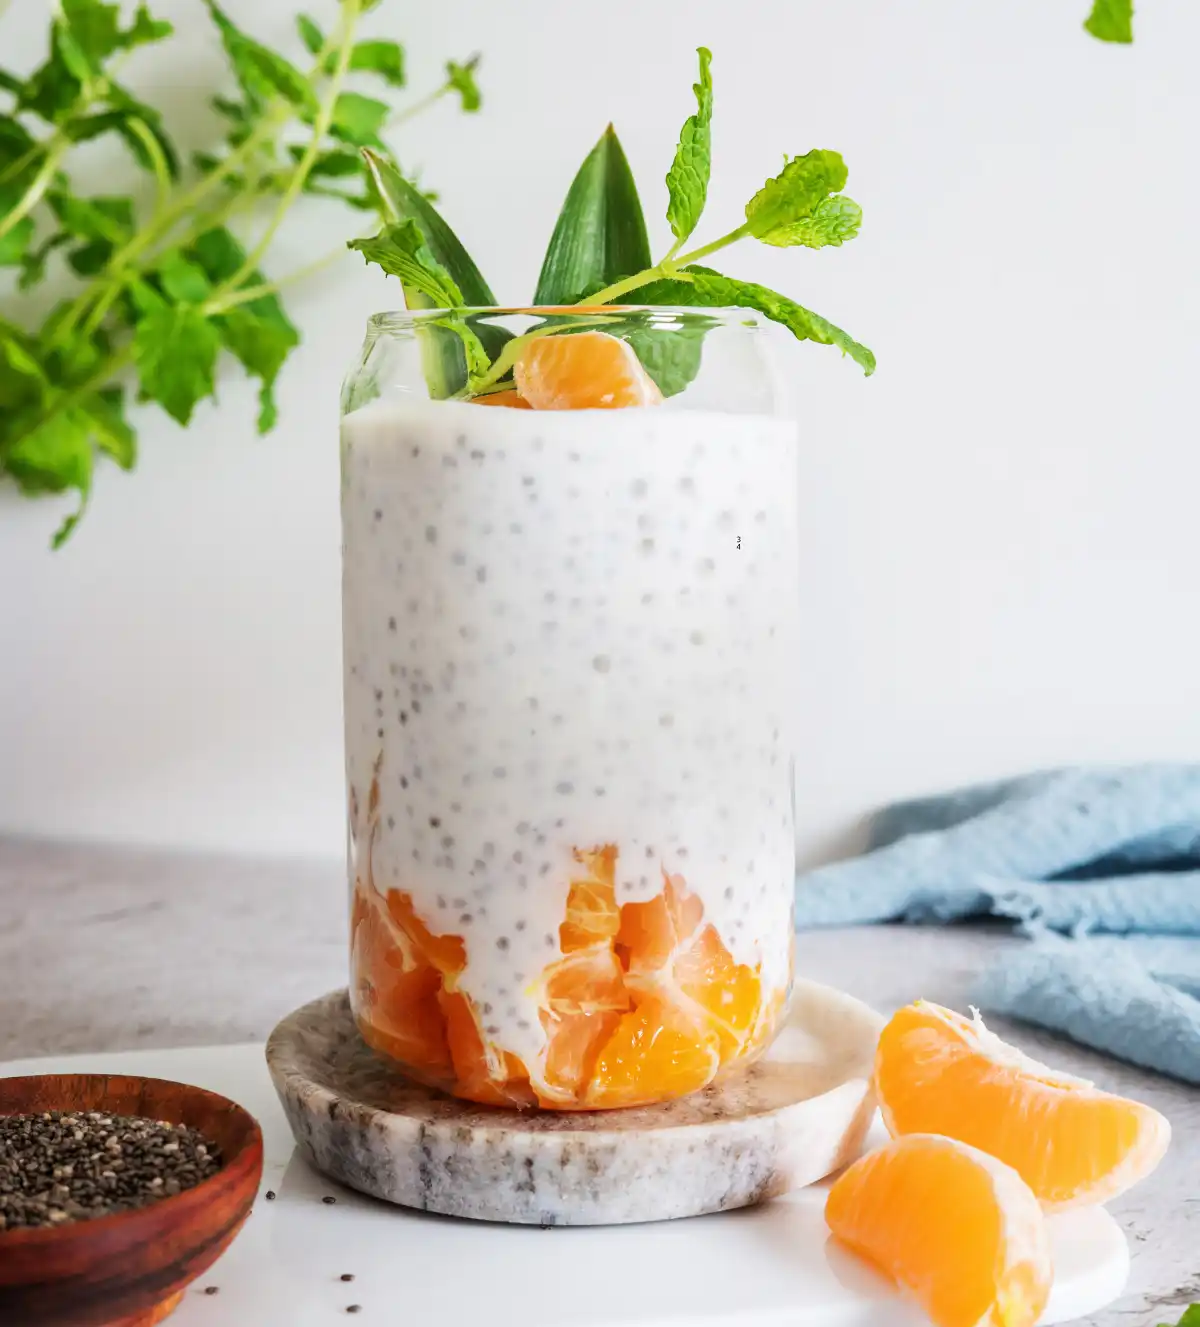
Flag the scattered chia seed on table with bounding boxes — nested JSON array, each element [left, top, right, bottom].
[[0, 1111, 222, 1231]]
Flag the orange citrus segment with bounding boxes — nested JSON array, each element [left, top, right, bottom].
[[875, 1001, 1172, 1209], [586, 995, 720, 1108], [559, 845, 619, 952], [471, 389, 532, 408], [386, 891, 466, 976], [350, 890, 453, 1075], [440, 989, 534, 1108], [514, 331, 663, 411], [540, 944, 630, 1015], [674, 924, 761, 1057], [538, 1009, 624, 1105], [826, 1134, 1052, 1327], [616, 869, 703, 972]]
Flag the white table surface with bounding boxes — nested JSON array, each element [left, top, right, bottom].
[[1, 836, 1197, 1324]]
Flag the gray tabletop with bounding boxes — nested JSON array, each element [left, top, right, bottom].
[[2, 836, 1195, 1324]]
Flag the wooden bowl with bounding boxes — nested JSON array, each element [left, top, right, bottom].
[[0, 1074, 263, 1327]]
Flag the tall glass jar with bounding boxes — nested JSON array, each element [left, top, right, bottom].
[[341, 308, 798, 1110]]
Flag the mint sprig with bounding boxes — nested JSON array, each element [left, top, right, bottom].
[[2, 0, 486, 546], [1158, 1308, 1200, 1327]]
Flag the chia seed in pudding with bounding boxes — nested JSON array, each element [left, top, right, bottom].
[[341, 397, 799, 1104]]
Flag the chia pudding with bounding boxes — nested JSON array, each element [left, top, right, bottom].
[[341, 395, 799, 1109]]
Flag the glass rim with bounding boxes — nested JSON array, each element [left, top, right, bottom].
[[366, 306, 762, 331]]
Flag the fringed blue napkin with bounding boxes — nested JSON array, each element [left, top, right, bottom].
[[794, 766, 1200, 1083]]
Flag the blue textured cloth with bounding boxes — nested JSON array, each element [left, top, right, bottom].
[[794, 766, 1200, 1083]]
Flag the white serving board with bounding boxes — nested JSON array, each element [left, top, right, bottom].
[[0, 1042, 1128, 1326]]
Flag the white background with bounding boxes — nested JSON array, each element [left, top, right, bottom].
[[2, 0, 1198, 867]]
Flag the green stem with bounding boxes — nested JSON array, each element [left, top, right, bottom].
[[212, 0, 362, 295], [203, 245, 343, 314], [578, 223, 749, 308], [0, 141, 67, 243], [387, 82, 451, 128], [123, 116, 172, 212]]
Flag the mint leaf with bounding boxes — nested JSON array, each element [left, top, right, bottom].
[[204, 0, 317, 114], [446, 57, 481, 112], [636, 264, 875, 376], [60, 0, 122, 64], [329, 92, 390, 147], [347, 40, 405, 87], [299, 147, 363, 178], [0, 212, 34, 266], [19, 233, 72, 289], [348, 219, 466, 306], [0, 71, 24, 96], [361, 149, 498, 304], [218, 300, 300, 432], [86, 386, 135, 467], [4, 405, 94, 547], [745, 149, 848, 241], [119, 5, 173, 50], [534, 124, 651, 305], [156, 251, 213, 303], [665, 46, 713, 247], [296, 14, 324, 55], [1085, 0, 1134, 41], [183, 226, 300, 431], [760, 194, 862, 249], [626, 325, 705, 398], [131, 285, 221, 425], [48, 192, 134, 241]]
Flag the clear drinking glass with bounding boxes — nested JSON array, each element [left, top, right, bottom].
[[341, 308, 798, 1110]]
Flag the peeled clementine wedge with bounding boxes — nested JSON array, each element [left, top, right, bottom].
[[514, 331, 662, 410], [875, 1001, 1171, 1209], [471, 389, 532, 408], [587, 994, 720, 1108], [826, 1134, 1052, 1327]]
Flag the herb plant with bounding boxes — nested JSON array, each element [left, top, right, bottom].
[[0, 0, 482, 545], [350, 48, 875, 403]]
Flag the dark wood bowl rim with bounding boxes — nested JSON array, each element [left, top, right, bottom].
[[0, 1074, 263, 1251]]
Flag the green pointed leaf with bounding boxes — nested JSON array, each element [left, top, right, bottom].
[[534, 125, 651, 305], [665, 47, 713, 247], [1085, 0, 1133, 42], [745, 150, 849, 242], [635, 264, 875, 376], [361, 148, 497, 304], [446, 57, 481, 111], [296, 14, 324, 55], [760, 194, 862, 249]]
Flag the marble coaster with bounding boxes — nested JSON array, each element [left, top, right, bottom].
[[265, 980, 883, 1226]]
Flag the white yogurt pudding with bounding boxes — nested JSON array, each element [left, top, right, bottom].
[[342, 396, 799, 1109]]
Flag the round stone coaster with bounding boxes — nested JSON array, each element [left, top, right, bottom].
[[265, 980, 883, 1226]]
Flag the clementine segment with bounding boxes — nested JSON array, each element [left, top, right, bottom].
[[875, 1001, 1171, 1209], [826, 1134, 1052, 1327], [538, 1009, 623, 1105], [559, 845, 619, 952], [587, 995, 720, 1109], [471, 389, 532, 408], [514, 331, 663, 411], [674, 924, 761, 1057]]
